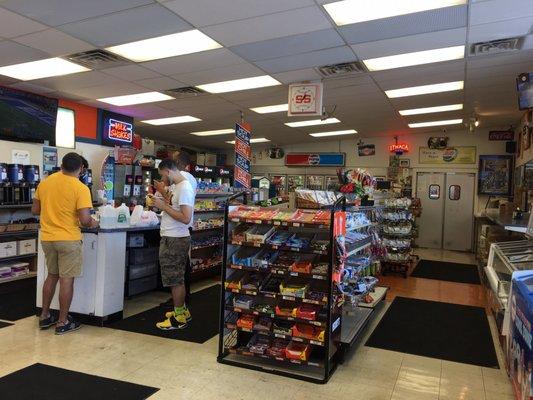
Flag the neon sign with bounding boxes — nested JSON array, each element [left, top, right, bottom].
[[389, 143, 409, 153], [108, 119, 133, 143]]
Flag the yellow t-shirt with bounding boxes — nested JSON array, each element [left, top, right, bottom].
[[35, 172, 92, 241]]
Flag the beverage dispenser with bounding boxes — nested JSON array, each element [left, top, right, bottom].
[[0, 163, 8, 205], [7, 164, 23, 204], [22, 165, 40, 203]]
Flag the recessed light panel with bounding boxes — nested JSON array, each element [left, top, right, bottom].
[[324, 0, 467, 26], [226, 138, 270, 144], [310, 129, 357, 138], [190, 129, 234, 137], [363, 46, 465, 71], [98, 92, 174, 106], [142, 116, 201, 125], [408, 119, 463, 128], [385, 81, 464, 98], [0, 57, 89, 81], [285, 118, 340, 128], [197, 75, 281, 94], [250, 104, 288, 114], [399, 104, 463, 116], [106, 30, 222, 62]]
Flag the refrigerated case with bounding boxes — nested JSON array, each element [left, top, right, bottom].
[[324, 175, 338, 191], [306, 175, 324, 190], [268, 174, 287, 196], [288, 175, 304, 192]]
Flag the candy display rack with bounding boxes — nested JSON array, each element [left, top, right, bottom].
[[217, 193, 345, 383]]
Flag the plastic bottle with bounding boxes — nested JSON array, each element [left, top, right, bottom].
[[116, 203, 131, 227], [99, 205, 117, 229]]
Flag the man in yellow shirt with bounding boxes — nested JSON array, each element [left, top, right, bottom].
[[32, 153, 98, 335]]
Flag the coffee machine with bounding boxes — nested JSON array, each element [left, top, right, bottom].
[[21, 165, 40, 204], [5, 164, 23, 204]]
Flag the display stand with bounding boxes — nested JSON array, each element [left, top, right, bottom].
[[217, 193, 344, 383]]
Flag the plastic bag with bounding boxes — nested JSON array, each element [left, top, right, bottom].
[[130, 205, 144, 226], [138, 210, 160, 227]]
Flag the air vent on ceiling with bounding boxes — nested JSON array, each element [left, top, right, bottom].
[[66, 50, 130, 69], [316, 61, 366, 77], [164, 86, 207, 98], [470, 37, 524, 56]]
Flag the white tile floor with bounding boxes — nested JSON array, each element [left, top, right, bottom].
[[0, 252, 515, 400]]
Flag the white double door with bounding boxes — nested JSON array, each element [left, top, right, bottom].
[[416, 172, 475, 251]]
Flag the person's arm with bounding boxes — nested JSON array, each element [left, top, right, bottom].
[[31, 198, 40, 216], [78, 208, 98, 228], [159, 203, 193, 224]]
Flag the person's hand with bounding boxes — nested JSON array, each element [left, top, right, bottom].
[[154, 180, 166, 195], [90, 218, 99, 229], [152, 195, 167, 210]]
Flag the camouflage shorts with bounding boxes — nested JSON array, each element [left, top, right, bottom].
[[159, 236, 191, 287]]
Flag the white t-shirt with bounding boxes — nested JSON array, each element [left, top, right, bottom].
[[160, 180, 195, 238], [181, 171, 198, 192]]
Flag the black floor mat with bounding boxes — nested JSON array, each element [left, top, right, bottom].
[[0, 277, 36, 321], [411, 259, 481, 284], [366, 297, 499, 368], [0, 363, 158, 400], [107, 284, 220, 343], [0, 320, 13, 329]]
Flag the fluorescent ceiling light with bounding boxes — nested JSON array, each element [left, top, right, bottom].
[[408, 119, 463, 128], [190, 128, 234, 137], [324, 0, 467, 26], [310, 129, 357, 138], [0, 57, 89, 81], [197, 75, 281, 93], [226, 138, 271, 144], [142, 116, 201, 125], [399, 104, 463, 116], [285, 118, 340, 128], [385, 81, 464, 98], [250, 104, 288, 114], [55, 107, 75, 149], [363, 46, 464, 71], [98, 91, 173, 106], [106, 30, 222, 62]]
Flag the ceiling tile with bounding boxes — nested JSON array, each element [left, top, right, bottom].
[[202, 6, 333, 46], [162, 0, 314, 27], [0, 41, 48, 67], [8, 81, 56, 94], [339, 6, 467, 45], [466, 48, 533, 69], [470, 0, 533, 26], [255, 46, 356, 74], [141, 48, 245, 76], [13, 28, 93, 56], [1, 0, 153, 26], [59, 4, 192, 47], [230, 29, 344, 62], [272, 68, 322, 84], [173, 63, 264, 86], [0, 7, 47, 38], [351, 28, 467, 59], [31, 71, 125, 91], [371, 59, 465, 85], [69, 81, 151, 99], [468, 17, 533, 43], [102, 65, 161, 81], [135, 76, 184, 91]]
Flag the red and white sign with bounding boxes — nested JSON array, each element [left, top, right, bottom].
[[288, 82, 323, 116], [389, 143, 409, 153]]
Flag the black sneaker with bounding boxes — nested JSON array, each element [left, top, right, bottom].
[[55, 316, 81, 335], [39, 313, 58, 330]]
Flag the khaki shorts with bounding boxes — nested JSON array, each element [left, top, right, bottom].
[[159, 236, 190, 287], [42, 240, 83, 278]]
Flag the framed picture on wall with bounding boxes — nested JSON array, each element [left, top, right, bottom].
[[399, 158, 410, 168], [523, 123, 531, 150], [478, 155, 513, 196]]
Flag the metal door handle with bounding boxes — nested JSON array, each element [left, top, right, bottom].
[[91, 241, 96, 250]]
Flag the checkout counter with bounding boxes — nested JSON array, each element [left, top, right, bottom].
[[36, 225, 160, 325]]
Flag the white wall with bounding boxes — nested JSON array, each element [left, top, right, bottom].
[[242, 128, 509, 214]]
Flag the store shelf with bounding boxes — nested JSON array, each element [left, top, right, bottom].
[[0, 271, 37, 284], [225, 286, 328, 307], [225, 323, 325, 347], [227, 348, 323, 368], [228, 264, 328, 281], [358, 286, 388, 309], [191, 242, 222, 251], [192, 226, 223, 233], [194, 209, 224, 213], [0, 204, 32, 209], [192, 261, 222, 273], [340, 307, 373, 347], [0, 253, 37, 263], [196, 192, 233, 198], [0, 230, 38, 238], [225, 305, 327, 328], [346, 237, 373, 257], [348, 223, 373, 231], [230, 217, 329, 230], [230, 240, 327, 255]]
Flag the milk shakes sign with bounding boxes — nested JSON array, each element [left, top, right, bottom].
[[234, 123, 252, 189], [288, 83, 323, 116], [108, 119, 133, 143]]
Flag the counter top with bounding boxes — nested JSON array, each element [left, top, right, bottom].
[[82, 225, 160, 234], [483, 210, 529, 233]]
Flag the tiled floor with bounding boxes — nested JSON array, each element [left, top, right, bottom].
[[0, 250, 514, 400]]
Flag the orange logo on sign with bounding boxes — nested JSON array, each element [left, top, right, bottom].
[[108, 119, 133, 143]]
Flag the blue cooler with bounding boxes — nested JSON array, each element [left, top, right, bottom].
[[508, 271, 533, 400]]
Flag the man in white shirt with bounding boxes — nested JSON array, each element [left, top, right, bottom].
[[151, 159, 195, 330]]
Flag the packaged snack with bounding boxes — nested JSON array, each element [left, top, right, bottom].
[[291, 254, 315, 274], [233, 295, 255, 310], [285, 233, 314, 250], [245, 225, 275, 243], [273, 320, 294, 335], [247, 334, 271, 355], [285, 342, 310, 361], [267, 231, 293, 247], [260, 275, 284, 295], [237, 314, 256, 330], [275, 305, 297, 318], [254, 304, 275, 315], [296, 305, 319, 321], [279, 280, 309, 298], [266, 339, 289, 358], [253, 316, 272, 332], [292, 324, 325, 342], [225, 270, 245, 290]]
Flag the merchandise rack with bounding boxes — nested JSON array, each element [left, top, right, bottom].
[[217, 193, 345, 383]]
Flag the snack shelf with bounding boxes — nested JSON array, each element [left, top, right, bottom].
[[0, 229, 38, 238], [230, 217, 329, 230], [348, 223, 373, 231], [192, 226, 223, 233], [225, 305, 327, 328], [224, 286, 328, 307], [0, 270, 37, 284], [191, 242, 222, 251], [228, 264, 328, 281], [230, 240, 328, 255], [346, 237, 373, 257], [358, 286, 388, 309], [194, 209, 224, 213], [227, 347, 324, 368], [225, 323, 325, 347]]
